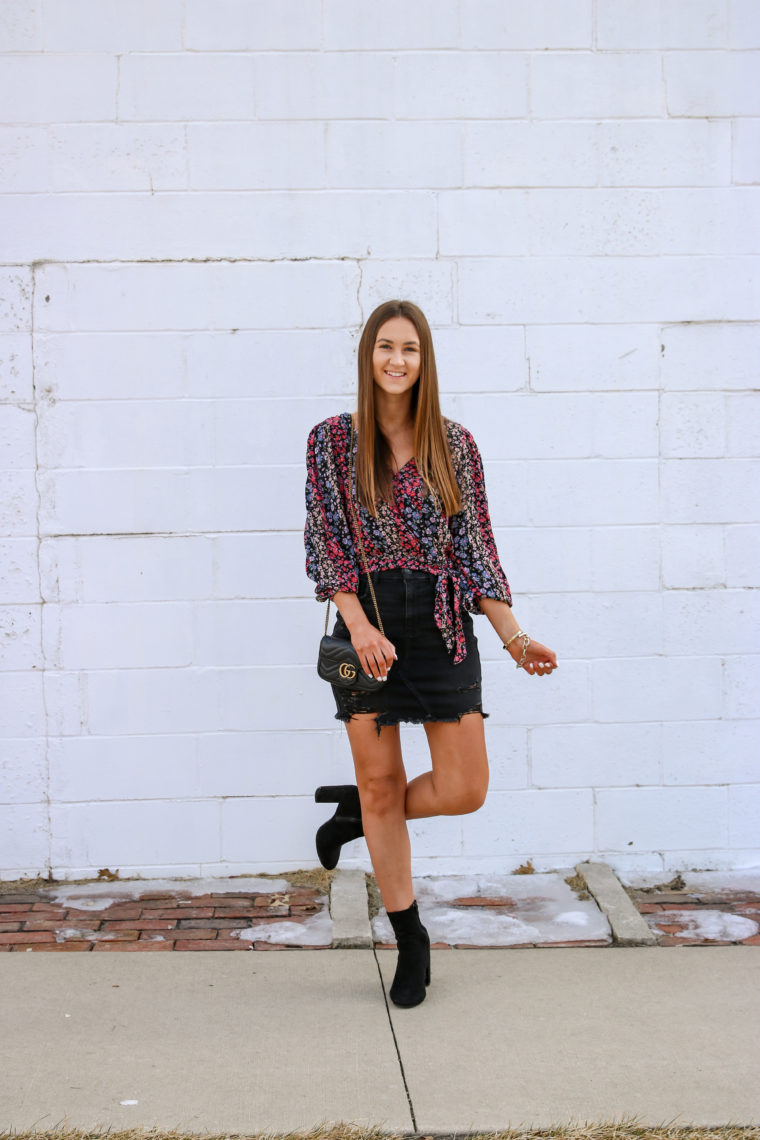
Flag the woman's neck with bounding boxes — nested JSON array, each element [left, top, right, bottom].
[[373, 390, 414, 435]]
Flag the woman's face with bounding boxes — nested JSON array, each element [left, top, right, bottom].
[[372, 316, 421, 397]]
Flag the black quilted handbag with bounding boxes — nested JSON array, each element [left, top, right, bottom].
[[317, 626, 385, 691], [317, 420, 387, 692]]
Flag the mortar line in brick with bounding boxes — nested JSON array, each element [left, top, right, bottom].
[[29, 260, 53, 883], [115, 53, 121, 122]]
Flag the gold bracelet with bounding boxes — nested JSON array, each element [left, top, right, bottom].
[[516, 634, 531, 669], [503, 629, 525, 652]]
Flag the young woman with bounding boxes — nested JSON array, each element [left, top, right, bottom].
[[304, 300, 557, 1009]]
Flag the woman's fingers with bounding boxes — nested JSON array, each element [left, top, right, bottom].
[[523, 641, 558, 677], [357, 636, 396, 680]]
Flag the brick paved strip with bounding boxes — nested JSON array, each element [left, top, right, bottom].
[[188, 895, 255, 906], [23, 920, 97, 931], [175, 938, 250, 950], [91, 930, 140, 941], [252, 941, 330, 950], [452, 942, 536, 949], [14, 942, 93, 952], [93, 940, 173, 951], [0, 931, 55, 943], [178, 918, 241, 929], [150, 907, 214, 919], [153, 929, 209, 940], [89, 905, 144, 919], [537, 939, 611, 947], [211, 906, 277, 918], [102, 920, 177, 930]]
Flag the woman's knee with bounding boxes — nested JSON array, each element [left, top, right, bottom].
[[359, 772, 407, 817], [434, 767, 488, 815], [440, 781, 487, 815]]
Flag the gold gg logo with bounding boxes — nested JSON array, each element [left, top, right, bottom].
[[339, 662, 356, 680]]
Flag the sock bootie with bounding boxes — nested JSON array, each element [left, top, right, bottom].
[[386, 899, 431, 1008], [314, 784, 364, 870]]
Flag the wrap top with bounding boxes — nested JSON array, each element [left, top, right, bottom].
[[304, 412, 512, 664]]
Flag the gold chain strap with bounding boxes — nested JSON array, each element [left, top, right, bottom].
[[324, 418, 384, 637]]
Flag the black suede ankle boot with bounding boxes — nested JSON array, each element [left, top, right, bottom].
[[314, 784, 364, 870], [386, 899, 431, 1008]]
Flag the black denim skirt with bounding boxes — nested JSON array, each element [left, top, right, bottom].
[[330, 568, 487, 732]]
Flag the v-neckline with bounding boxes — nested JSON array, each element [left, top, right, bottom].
[[393, 457, 416, 477], [347, 414, 415, 478]]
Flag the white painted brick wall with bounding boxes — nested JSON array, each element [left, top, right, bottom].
[[1, 1, 758, 880]]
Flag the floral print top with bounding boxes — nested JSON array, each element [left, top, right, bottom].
[[304, 412, 512, 664]]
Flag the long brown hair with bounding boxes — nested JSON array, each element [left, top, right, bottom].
[[354, 300, 461, 517]]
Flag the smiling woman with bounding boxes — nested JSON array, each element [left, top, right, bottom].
[[304, 299, 558, 1010]]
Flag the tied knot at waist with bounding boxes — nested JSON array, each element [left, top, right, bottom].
[[361, 562, 469, 664], [433, 563, 468, 665]]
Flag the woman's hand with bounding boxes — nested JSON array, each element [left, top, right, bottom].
[[333, 590, 397, 681], [350, 619, 397, 681], [507, 636, 557, 677], [477, 598, 558, 678]]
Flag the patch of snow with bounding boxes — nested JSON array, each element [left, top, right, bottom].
[[681, 870, 760, 895], [416, 875, 482, 902], [555, 911, 591, 926], [45, 875, 291, 910], [373, 908, 540, 946], [119, 1100, 138, 1106], [54, 927, 96, 942], [651, 909, 758, 941], [380, 872, 611, 945], [234, 908, 333, 946]]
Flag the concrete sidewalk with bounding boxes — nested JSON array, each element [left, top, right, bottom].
[[2, 946, 759, 1133]]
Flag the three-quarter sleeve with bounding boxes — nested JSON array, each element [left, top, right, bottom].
[[304, 418, 360, 602], [448, 425, 512, 613]]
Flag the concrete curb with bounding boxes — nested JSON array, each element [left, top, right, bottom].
[[329, 868, 373, 948], [576, 860, 659, 946]]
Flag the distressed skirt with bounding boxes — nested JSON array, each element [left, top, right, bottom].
[[329, 567, 487, 732]]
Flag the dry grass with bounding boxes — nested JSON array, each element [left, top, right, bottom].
[[0, 875, 59, 895], [563, 872, 591, 901], [513, 861, 536, 875], [2, 1122, 759, 1140], [253, 868, 335, 894], [629, 874, 687, 895]]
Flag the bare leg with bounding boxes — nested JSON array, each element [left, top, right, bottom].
[[344, 711, 489, 911], [344, 714, 413, 913]]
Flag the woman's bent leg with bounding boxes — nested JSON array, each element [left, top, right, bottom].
[[405, 712, 489, 819], [344, 715, 413, 913]]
